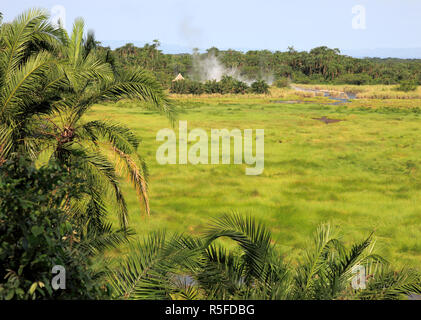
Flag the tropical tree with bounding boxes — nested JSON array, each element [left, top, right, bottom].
[[0, 10, 174, 231], [108, 213, 421, 300], [40, 18, 173, 227], [0, 9, 65, 162], [0, 154, 125, 300]]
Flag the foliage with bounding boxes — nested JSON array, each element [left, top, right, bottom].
[[170, 79, 190, 94], [250, 80, 270, 94], [0, 10, 169, 300], [2, 7, 421, 301], [274, 78, 290, 88], [203, 80, 221, 94], [396, 80, 418, 92], [187, 80, 205, 95], [170, 77, 250, 95], [0, 8, 66, 160], [170, 80, 203, 95], [0, 155, 111, 300], [335, 73, 372, 85], [108, 213, 421, 300], [110, 43, 421, 87], [219, 76, 249, 94], [0, 10, 174, 231], [89, 94, 421, 269]]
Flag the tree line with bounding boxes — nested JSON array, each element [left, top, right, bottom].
[[109, 42, 421, 88]]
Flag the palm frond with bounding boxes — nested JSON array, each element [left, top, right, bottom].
[[80, 120, 140, 152], [197, 244, 245, 299], [293, 223, 343, 299], [67, 18, 85, 68], [0, 9, 48, 80], [0, 50, 55, 119], [327, 233, 377, 295], [108, 231, 174, 300], [0, 124, 13, 161], [78, 222, 134, 256], [63, 146, 130, 229], [98, 68, 176, 122], [78, 120, 150, 215], [358, 264, 421, 300], [204, 213, 273, 285], [0, 8, 63, 77], [112, 146, 150, 216]]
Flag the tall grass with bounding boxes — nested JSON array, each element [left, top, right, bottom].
[[298, 84, 421, 99], [87, 91, 421, 268]]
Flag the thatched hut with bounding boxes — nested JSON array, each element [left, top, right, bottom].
[[173, 73, 185, 82]]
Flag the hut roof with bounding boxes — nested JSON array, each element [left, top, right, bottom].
[[173, 73, 185, 82]]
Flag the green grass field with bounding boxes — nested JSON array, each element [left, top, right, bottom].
[[86, 91, 421, 268]]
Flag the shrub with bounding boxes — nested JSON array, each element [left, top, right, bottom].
[[0, 155, 110, 300], [292, 72, 311, 84], [232, 79, 249, 94], [170, 80, 189, 94], [203, 80, 221, 94], [396, 80, 418, 92], [187, 80, 204, 95], [274, 78, 290, 88], [308, 74, 326, 83], [335, 73, 372, 85], [171, 77, 249, 95], [219, 76, 248, 94], [170, 80, 204, 95], [250, 80, 270, 94]]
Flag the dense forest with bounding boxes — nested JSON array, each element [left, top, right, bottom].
[[103, 41, 421, 88]]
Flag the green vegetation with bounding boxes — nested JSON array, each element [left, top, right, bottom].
[[111, 43, 421, 87], [396, 80, 418, 92], [170, 76, 263, 95], [89, 95, 421, 270], [0, 10, 172, 230], [110, 214, 421, 300], [0, 9, 169, 299], [1, 8, 421, 300], [274, 78, 290, 88], [250, 80, 270, 94], [0, 156, 113, 299]]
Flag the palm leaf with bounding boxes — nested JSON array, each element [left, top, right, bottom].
[[108, 231, 173, 300], [204, 213, 273, 285]]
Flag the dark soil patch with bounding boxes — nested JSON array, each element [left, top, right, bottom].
[[273, 100, 306, 104], [313, 116, 344, 124]]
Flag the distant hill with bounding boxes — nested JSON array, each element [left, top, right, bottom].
[[342, 48, 421, 59]]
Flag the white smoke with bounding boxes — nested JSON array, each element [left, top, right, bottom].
[[179, 17, 203, 48], [191, 53, 274, 85], [191, 54, 243, 82]]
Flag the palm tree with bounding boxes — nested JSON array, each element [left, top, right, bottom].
[[0, 9, 65, 162], [0, 10, 174, 231], [108, 213, 421, 300], [41, 18, 173, 227]]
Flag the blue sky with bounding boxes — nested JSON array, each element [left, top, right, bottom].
[[3, 0, 421, 56]]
